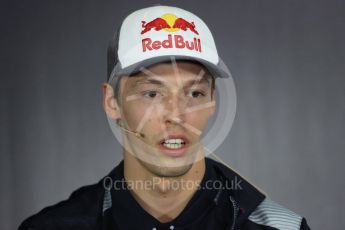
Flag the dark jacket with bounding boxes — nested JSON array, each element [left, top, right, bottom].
[[19, 158, 310, 229]]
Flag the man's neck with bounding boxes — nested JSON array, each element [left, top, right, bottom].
[[123, 152, 206, 223]]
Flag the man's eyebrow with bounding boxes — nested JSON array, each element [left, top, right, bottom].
[[133, 76, 210, 88], [184, 77, 210, 87], [133, 78, 166, 87]]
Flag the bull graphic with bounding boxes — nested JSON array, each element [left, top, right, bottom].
[[141, 18, 171, 34]]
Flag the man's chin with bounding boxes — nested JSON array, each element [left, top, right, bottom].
[[127, 142, 205, 176], [138, 159, 194, 177]]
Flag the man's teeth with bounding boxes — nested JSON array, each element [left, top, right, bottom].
[[163, 139, 186, 149], [164, 138, 184, 144]]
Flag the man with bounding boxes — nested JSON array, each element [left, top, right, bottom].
[[19, 5, 310, 230]]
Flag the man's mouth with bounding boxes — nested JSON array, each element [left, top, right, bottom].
[[162, 138, 186, 149], [158, 135, 190, 157]]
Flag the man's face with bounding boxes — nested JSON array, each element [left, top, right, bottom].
[[111, 61, 215, 177]]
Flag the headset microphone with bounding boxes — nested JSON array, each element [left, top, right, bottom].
[[116, 121, 145, 138]]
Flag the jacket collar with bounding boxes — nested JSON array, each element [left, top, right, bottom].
[[100, 157, 266, 229], [209, 158, 266, 223]]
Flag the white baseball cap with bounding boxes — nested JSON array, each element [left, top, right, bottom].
[[107, 5, 231, 80]]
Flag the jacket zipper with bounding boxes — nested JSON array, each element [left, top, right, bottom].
[[229, 196, 239, 230]]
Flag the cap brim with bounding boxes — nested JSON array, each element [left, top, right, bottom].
[[111, 55, 231, 80]]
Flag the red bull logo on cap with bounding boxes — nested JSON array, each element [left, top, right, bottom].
[[141, 13, 202, 53]]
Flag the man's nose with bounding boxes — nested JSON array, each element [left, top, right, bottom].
[[162, 93, 186, 124]]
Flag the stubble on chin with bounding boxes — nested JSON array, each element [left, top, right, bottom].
[[137, 158, 194, 178]]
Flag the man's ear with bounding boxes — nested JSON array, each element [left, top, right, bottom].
[[102, 83, 121, 120]]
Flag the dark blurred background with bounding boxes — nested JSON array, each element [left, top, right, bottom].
[[1, 0, 344, 229]]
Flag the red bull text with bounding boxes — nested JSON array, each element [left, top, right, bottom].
[[142, 34, 202, 53]]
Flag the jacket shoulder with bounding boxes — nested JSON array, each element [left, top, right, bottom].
[[206, 158, 311, 229], [18, 182, 104, 230], [248, 198, 310, 230]]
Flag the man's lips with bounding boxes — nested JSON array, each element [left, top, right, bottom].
[[158, 134, 190, 145], [157, 134, 191, 157]]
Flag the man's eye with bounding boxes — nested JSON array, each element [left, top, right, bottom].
[[143, 90, 159, 98], [187, 90, 205, 98]]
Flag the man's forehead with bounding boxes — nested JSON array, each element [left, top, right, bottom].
[[132, 73, 211, 86], [138, 60, 208, 75], [129, 62, 211, 82], [123, 75, 211, 91]]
